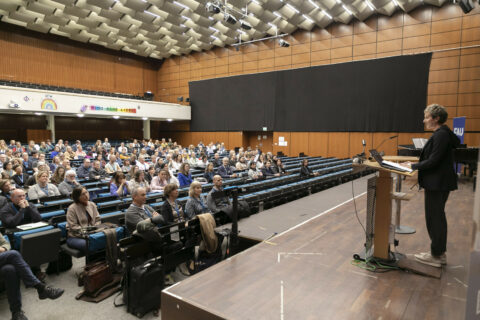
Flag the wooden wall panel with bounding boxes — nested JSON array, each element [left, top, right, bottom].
[[26, 130, 51, 143], [273, 132, 291, 156], [372, 133, 399, 156], [349, 133, 373, 158], [308, 133, 329, 157], [290, 132, 310, 157], [0, 114, 46, 142], [328, 133, 350, 158], [0, 24, 160, 98]]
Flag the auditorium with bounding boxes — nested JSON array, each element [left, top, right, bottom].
[[0, 0, 479, 319]]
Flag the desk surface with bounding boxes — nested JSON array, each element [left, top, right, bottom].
[[360, 160, 417, 177]]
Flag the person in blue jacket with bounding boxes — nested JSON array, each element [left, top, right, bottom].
[[177, 163, 193, 188]]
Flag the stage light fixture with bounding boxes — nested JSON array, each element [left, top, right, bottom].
[[144, 91, 154, 100], [206, 2, 220, 14], [177, 96, 184, 102], [459, 0, 474, 13], [278, 39, 290, 47], [224, 12, 237, 25], [240, 20, 251, 30]]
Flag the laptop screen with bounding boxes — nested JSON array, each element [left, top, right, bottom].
[[369, 149, 383, 164]]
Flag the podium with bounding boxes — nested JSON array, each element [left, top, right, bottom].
[[361, 158, 416, 260]]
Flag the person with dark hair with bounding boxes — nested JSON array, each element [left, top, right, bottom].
[[248, 161, 263, 180], [203, 162, 215, 183], [160, 183, 185, 224], [3, 161, 14, 178], [0, 231, 64, 320], [272, 159, 287, 175], [89, 160, 107, 180], [12, 165, 29, 189], [110, 172, 129, 197], [50, 166, 65, 186], [128, 170, 150, 193], [66, 186, 101, 253], [145, 166, 155, 184], [177, 163, 193, 188], [76, 158, 91, 179], [261, 161, 280, 178], [402, 104, 460, 268], [299, 158, 319, 178], [206, 175, 250, 220]]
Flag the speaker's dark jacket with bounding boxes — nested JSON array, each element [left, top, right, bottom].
[[411, 125, 460, 191]]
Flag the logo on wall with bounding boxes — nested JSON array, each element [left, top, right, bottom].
[[80, 104, 136, 114], [23, 96, 30, 102], [41, 96, 57, 110]]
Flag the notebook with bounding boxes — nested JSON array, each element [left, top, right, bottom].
[[17, 221, 49, 231]]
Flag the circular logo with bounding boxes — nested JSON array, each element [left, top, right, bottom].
[[23, 96, 30, 102]]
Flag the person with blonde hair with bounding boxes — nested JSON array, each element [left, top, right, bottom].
[[27, 171, 60, 200], [185, 181, 208, 219]]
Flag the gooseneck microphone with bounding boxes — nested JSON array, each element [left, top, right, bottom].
[[375, 135, 398, 153]]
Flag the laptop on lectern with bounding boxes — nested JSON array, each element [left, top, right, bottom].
[[369, 149, 413, 173]]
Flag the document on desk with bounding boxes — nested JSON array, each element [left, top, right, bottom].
[[17, 221, 49, 231], [382, 160, 413, 173]]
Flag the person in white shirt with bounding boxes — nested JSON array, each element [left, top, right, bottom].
[[105, 155, 121, 173], [136, 155, 150, 171]]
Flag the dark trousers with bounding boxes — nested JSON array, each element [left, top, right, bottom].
[[424, 190, 450, 256], [67, 237, 87, 254], [0, 250, 40, 313]]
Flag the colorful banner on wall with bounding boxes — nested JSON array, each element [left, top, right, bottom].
[[453, 116, 466, 144], [80, 105, 137, 114], [41, 97, 57, 110]]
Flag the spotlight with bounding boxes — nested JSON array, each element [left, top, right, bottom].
[[143, 91, 154, 100], [224, 12, 237, 25], [8, 101, 19, 109], [113, 115, 120, 119], [278, 39, 290, 47], [240, 20, 251, 30], [177, 96, 184, 102], [206, 2, 220, 14], [459, 0, 474, 13], [185, 97, 190, 102]]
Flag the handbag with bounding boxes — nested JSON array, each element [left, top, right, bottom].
[[80, 260, 113, 295]]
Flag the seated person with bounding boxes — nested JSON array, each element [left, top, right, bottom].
[[105, 155, 121, 174], [272, 159, 287, 175], [150, 169, 168, 192], [110, 172, 129, 197], [27, 171, 60, 201], [66, 186, 101, 253], [236, 157, 248, 170], [248, 162, 263, 180], [58, 170, 80, 196], [212, 153, 222, 167], [0, 178, 14, 200], [206, 175, 250, 220], [217, 157, 237, 179], [50, 166, 65, 186], [3, 161, 14, 178], [128, 170, 150, 193], [125, 187, 164, 242], [122, 159, 132, 174], [76, 158, 91, 179], [160, 183, 186, 224], [185, 181, 209, 219], [144, 166, 155, 184], [203, 163, 215, 183], [299, 159, 319, 178], [0, 232, 64, 320], [261, 161, 280, 177], [89, 160, 107, 180], [177, 163, 193, 188], [0, 189, 41, 228], [136, 155, 150, 171], [12, 164, 29, 189]]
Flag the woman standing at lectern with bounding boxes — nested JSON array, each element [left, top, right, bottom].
[[404, 104, 460, 268]]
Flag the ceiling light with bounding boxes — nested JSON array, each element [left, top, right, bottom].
[[322, 10, 332, 19], [303, 15, 314, 24], [144, 11, 160, 19], [342, 5, 352, 15], [209, 26, 220, 32], [391, 0, 399, 6], [76, 114, 84, 117], [34, 112, 43, 116], [309, 0, 320, 9], [224, 12, 237, 25], [278, 39, 290, 47], [286, 4, 299, 13], [365, 0, 375, 10], [113, 115, 120, 119], [167, 118, 173, 122], [273, 11, 283, 18], [142, 117, 148, 120], [173, 1, 190, 10], [240, 20, 252, 30], [206, 2, 221, 14]]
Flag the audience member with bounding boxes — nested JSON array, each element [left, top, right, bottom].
[[261, 161, 280, 177], [105, 155, 121, 174], [185, 181, 208, 219], [89, 160, 107, 180], [58, 170, 79, 196], [66, 186, 101, 253], [160, 183, 185, 224], [0, 179, 13, 200], [236, 157, 248, 170], [0, 189, 41, 229], [110, 172, 129, 197], [272, 159, 287, 175], [128, 170, 150, 193], [121, 159, 132, 174], [3, 161, 14, 178], [150, 169, 168, 192], [204, 162, 215, 183], [0, 232, 64, 320], [136, 155, 150, 171], [51, 166, 66, 186], [76, 158, 91, 179], [178, 163, 193, 188], [218, 157, 237, 179], [212, 153, 222, 167], [125, 187, 164, 241], [49, 156, 61, 172], [299, 158, 319, 178], [27, 171, 61, 200], [12, 165, 29, 189], [145, 166, 155, 184]]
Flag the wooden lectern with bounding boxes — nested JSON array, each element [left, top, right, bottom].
[[360, 157, 416, 260]]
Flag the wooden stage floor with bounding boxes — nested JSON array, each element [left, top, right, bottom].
[[162, 177, 474, 320]]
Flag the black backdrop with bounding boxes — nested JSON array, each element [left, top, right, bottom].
[[189, 53, 431, 132]]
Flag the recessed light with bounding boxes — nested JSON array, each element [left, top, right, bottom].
[[77, 114, 84, 117], [34, 112, 43, 116], [113, 115, 120, 119], [142, 117, 148, 120], [167, 119, 173, 122]]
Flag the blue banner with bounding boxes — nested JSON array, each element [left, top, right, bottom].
[[453, 116, 465, 144]]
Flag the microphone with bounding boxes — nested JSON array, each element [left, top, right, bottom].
[[375, 135, 398, 154], [353, 139, 368, 164]]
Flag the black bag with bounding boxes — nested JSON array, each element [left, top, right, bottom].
[[125, 258, 164, 318], [46, 250, 73, 274]]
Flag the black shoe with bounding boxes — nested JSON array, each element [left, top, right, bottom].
[[34, 271, 46, 282], [12, 310, 28, 320], [38, 286, 64, 300]]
